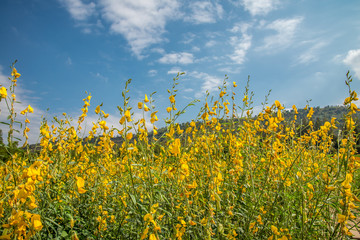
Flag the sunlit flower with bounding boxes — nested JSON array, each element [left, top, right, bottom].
[[95, 105, 101, 114], [169, 95, 175, 103], [0, 87, 7, 99], [31, 214, 43, 231], [126, 132, 133, 140], [144, 94, 149, 103], [138, 102, 143, 109]]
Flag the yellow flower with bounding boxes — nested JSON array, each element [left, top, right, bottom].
[[126, 132, 133, 140], [166, 107, 172, 113], [189, 220, 197, 225], [99, 120, 109, 131], [171, 139, 181, 155], [21, 108, 28, 115], [292, 105, 298, 114], [144, 213, 153, 222], [0, 234, 11, 240], [119, 116, 126, 125], [144, 104, 150, 112], [233, 82, 237, 87], [31, 214, 43, 231], [140, 227, 149, 240], [271, 225, 280, 235], [95, 105, 101, 114], [338, 214, 346, 224], [325, 185, 335, 191], [341, 173, 352, 189], [70, 218, 75, 228], [0, 87, 7, 98], [307, 183, 314, 192], [249, 222, 256, 229], [28, 105, 34, 113], [11, 67, 21, 78], [71, 232, 79, 240], [169, 95, 175, 103], [149, 234, 157, 240], [76, 176, 87, 194], [144, 94, 149, 103], [76, 176, 85, 188], [124, 110, 132, 122], [138, 102, 143, 109], [275, 100, 284, 110]]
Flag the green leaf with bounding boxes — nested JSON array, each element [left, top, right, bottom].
[[61, 231, 68, 237]]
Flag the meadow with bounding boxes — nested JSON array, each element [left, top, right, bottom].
[[1, 62, 360, 239]]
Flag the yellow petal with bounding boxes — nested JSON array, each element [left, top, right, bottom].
[[126, 132, 133, 140], [31, 214, 43, 231], [76, 176, 85, 188], [95, 105, 101, 114], [138, 102, 143, 109], [0, 234, 11, 240], [0, 87, 8, 98], [144, 94, 149, 103], [28, 105, 34, 113], [78, 187, 87, 194]]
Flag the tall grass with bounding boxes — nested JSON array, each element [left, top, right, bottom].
[[1, 63, 360, 239]]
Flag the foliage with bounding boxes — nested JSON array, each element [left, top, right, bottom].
[[1, 64, 360, 240]]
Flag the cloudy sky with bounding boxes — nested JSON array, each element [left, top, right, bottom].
[[0, 0, 360, 144]]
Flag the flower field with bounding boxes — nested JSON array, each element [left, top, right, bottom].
[[1, 63, 360, 239]]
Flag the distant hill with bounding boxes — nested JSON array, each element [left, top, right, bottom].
[[26, 105, 360, 151], [282, 105, 360, 127]]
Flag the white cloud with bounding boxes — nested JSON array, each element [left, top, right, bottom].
[[91, 72, 108, 82], [59, 0, 96, 21], [241, 0, 280, 16], [228, 22, 252, 64], [191, 71, 222, 98], [218, 66, 241, 74], [74, 19, 104, 34], [205, 40, 217, 47], [184, 88, 194, 92], [229, 22, 252, 34], [296, 41, 327, 65], [229, 34, 252, 64], [332, 54, 344, 64], [181, 32, 197, 44], [167, 67, 184, 75], [257, 17, 303, 52], [150, 48, 166, 55], [159, 52, 194, 65], [100, 0, 180, 58], [66, 57, 72, 65], [185, 1, 224, 24], [343, 49, 360, 79], [148, 69, 158, 77], [192, 46, 201, 52]]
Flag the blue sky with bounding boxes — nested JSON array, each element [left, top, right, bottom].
[[0, 0, 360, 144]]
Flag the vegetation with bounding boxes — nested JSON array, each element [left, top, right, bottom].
[[1, 63, 360, 239]]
